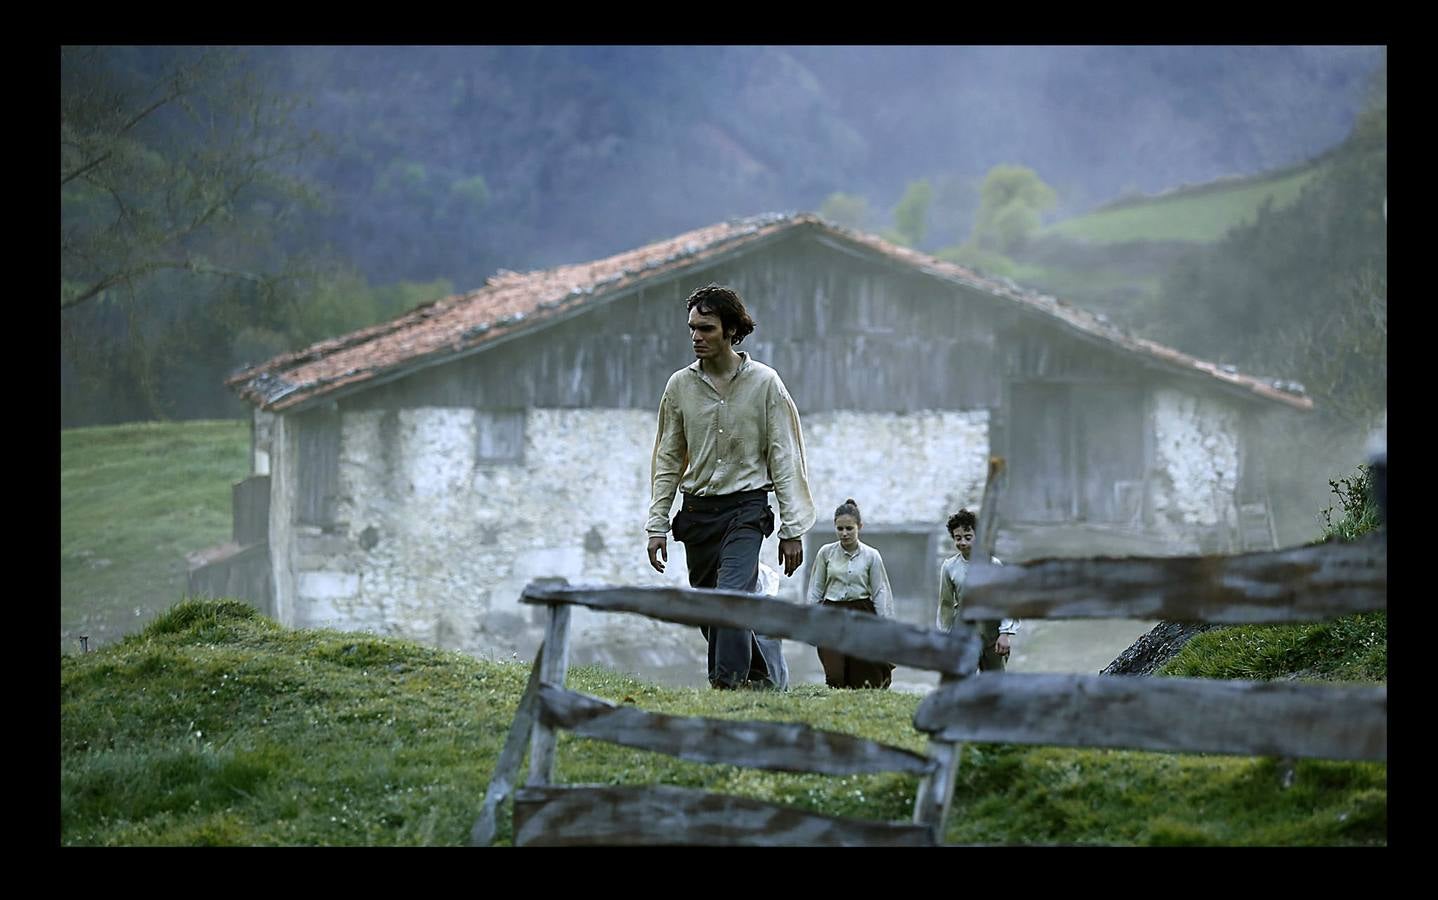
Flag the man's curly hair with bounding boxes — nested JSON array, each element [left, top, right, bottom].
[[686, 283, 756, 345]]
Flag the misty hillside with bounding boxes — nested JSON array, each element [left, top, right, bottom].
[[254, 45, 1383, 289], [61, 46, 1385, 428]]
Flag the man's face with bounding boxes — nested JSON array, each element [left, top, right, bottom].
[[688, 307, 731, 360], [950, 525, 975, 559]]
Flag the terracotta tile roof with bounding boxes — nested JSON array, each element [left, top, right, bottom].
[[228, 212, 1313, 413]]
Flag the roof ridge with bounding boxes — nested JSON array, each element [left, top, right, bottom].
[[229, 211, 1310, 413]]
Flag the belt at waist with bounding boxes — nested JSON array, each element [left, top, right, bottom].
[[681, 489, 768, 512]]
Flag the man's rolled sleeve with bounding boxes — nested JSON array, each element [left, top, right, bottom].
[[764, 378, 816, 540], [646, 390, 687, 535]]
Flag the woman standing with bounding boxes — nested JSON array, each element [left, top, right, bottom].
[[807, 498, 896, 689]]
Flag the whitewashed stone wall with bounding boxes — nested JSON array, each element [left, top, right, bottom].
[[1149, 388, 1242, 543], [269, 406, 991, 682]]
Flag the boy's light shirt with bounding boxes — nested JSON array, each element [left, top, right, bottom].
[[938, 553, 1020, 634]]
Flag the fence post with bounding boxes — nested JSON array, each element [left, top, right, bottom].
[[527, 603, 572, 786], [916, 457, 1005, 839], [912, 673, 963, 838], [470, 642, 545, 846], [974, 456, 1006, 563]]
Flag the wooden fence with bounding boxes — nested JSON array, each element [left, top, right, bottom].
[[473, 458, 1386, 846]]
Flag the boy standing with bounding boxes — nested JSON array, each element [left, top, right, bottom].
[[938, 508, 1019, 672]]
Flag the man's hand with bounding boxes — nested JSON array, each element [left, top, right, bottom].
[[647, 535, 668, 573], [995, 633, 1012, 658], [778, 538, 803, 577]]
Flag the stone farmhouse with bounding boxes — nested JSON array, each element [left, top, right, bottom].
[[191, 212, 1311, 680]]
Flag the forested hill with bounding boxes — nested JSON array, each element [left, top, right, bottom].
[[254, 45, 1382, 288], [60, 46, 1383, 428]]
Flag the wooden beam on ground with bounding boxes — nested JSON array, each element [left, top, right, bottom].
[[521, 582, 982, 676], [512, 784, 938, 846], [960, 532, 1387, 623], [537, 683, 936, 776], [913, 673, 1387, 762], [469, 643, 545, 846]]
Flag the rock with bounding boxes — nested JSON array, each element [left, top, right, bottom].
[[1100, 621, 1227, 676]]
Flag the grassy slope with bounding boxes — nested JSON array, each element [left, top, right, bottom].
[[61, 427, 1385, 846], [1041, 163, 1325, 245], [60, 421, 250, 654], [61, 600, 1386, 846]]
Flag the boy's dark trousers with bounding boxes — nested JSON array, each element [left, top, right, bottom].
[[670, 490, 782, 689], [976, 619, 1008, 672]]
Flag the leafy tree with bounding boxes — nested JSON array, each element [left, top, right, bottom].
[[818, 192, 870, 230], [888, 179, 933, 247], [969, 164, 1058, 254], [934, 243, 1017, 278], [61, 46, 317, 311]]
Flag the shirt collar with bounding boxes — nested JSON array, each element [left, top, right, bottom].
[[688, 350, 750, 378]]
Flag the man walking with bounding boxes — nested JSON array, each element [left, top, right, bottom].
[[646, 284, 816, 689]]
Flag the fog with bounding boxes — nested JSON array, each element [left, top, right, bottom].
[[250, 45, 1382, 281], [62, 45, 1386, 672]]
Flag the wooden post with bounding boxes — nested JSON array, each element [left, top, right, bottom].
[[918, 459, 1004, 840], [527, 603, 572, 786], [469, 642, 545, 846], [974, 456, 1006, 563], [912, 673, 964, 840]]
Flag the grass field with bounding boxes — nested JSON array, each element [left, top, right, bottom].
[[1041, 163, 1325, 245], [60, 421, 1384, 845], [60, 420, 249, 654], [60, 600, 1386, 846]]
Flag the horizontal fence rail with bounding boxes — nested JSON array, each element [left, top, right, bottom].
[[513, 784, 938, 847], [912, 673, 1387, 762], [538, 683, 937, 776], [961, 532, 1387, 623], [521, 582, 982, 676]]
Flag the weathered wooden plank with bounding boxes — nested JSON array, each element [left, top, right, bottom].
[[537, 684, 936, 776], [911, 675, 964, 833], [911, 739, 959, 830], [961, 532, 1386, 623], [469, 643, 545, 846], [295, 406, 340, 527], [513, 785, 938, 846], [913, 673, 1387, 761], [974, 456, 1006, 563], [231, 475, 270, 546], [520, 583, 982, 676], [527, 604, 572, 786]]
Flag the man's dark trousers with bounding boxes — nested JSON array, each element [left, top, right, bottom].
[[671, 490, 780, 689]]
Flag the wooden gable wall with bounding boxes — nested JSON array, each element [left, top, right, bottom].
[[338, 229, 1168, 418]]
